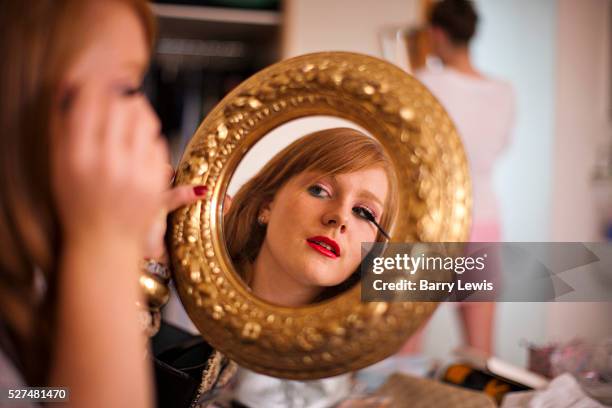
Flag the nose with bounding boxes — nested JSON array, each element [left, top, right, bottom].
[[321, 204, 351, 233]]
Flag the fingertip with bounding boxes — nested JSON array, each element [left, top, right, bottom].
[[165, 184, 206, 212], [193, 185, 208, 196]]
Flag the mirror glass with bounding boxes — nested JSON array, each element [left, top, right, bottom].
[[223, 116, 399, 307]]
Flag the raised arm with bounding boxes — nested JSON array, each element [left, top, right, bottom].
[[48, 83, 167, 408]]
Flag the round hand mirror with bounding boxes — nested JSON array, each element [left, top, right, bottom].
[[169, 51, 471, 380]]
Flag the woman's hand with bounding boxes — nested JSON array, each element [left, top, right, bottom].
[[143, 174, 208, 261], [144, 180, 231, 261], [49, 81, 169, 408], [52, 81, 168, 255]]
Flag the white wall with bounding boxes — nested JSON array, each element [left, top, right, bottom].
[[551, 0, 611, 242], [283, 0, 420, 59], [472, 0, 557, 243], [547, 0, 612, 343], [228, 117, 370, 195]]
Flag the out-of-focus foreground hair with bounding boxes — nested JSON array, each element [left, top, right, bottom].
[[0, 0, 155, 385], [429, 0, 479, 45]]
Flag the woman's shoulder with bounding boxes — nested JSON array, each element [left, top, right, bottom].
[[416, 66, 515, 112], [417, 67, 513, 92]]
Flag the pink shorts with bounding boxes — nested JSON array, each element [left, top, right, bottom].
[[470, 222, 501, 242]]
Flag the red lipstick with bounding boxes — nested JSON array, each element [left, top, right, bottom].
[[306, 236, 341, 259]]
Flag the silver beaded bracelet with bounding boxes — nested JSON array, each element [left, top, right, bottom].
[[142, 258, 171, 282]]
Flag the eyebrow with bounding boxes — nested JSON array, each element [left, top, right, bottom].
[[123, 60, 147, 76], [358, 189, 385, 209]]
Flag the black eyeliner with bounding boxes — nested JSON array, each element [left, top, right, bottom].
[[358, 209, 390, 240]]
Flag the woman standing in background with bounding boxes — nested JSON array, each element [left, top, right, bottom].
[[404, 0, 515, 355]]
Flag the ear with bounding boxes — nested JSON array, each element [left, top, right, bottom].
[[258, 200, 272, 221]]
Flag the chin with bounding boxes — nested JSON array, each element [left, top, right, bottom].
[[303, 267, 351, 288], [297, 254, 355, 287]]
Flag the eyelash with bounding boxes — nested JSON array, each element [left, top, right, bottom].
[[307, 184, 378, 222], [307, 184, 330, 198], [353, 206, 376, 222], [121, 84, 143, 97]]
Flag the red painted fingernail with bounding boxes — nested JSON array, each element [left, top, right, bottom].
[[194, 186, 208, 196]]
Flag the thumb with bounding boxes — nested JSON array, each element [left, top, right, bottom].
[[164, 185, 207, 212]]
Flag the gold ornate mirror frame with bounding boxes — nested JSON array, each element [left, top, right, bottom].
[[169, 52, 471, 380]]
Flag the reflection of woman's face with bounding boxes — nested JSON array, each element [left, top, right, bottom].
[[252, 167, 388, 306]]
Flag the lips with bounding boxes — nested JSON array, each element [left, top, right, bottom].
[[306, 236, 341, 259]]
